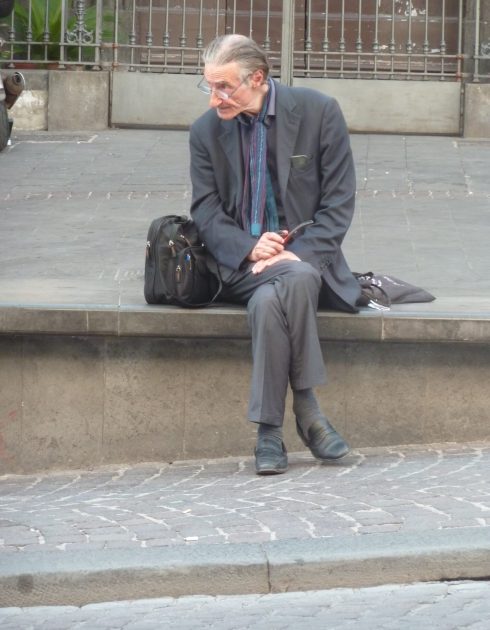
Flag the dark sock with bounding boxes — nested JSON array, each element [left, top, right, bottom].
[[293, 388, 325, 432], [257, 423, 283, 444]]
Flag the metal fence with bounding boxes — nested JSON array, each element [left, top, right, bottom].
[[0, 0, 488, 82]]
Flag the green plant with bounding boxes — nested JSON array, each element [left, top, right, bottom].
[[12, 0, 114, 63]]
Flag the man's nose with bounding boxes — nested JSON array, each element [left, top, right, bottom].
[[209, 91, 223, 107]]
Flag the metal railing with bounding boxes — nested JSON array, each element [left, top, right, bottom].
[[0, 0, 107, 68], [473, 0, 490, 82], [295, 0, 464, 80], [0, 0, 488, 82]]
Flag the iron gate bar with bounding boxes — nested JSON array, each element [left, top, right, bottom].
[[0, 0, 486, 81]]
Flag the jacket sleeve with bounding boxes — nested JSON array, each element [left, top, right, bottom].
[[287, 97, 356, 272], [189, 122, 257, 270]]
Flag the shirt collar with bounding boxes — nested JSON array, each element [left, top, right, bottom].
[[237, 79, 276, 127]]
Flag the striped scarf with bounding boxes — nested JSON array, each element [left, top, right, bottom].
[[241, 80, 279, 238]]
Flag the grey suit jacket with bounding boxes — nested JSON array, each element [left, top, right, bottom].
[[189, 80, 361, 312]]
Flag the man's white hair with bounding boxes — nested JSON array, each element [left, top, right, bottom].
[[202, 35, 270, 79]]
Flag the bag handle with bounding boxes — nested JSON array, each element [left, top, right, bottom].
[[174, 254, 223, 309]]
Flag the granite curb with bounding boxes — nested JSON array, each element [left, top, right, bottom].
[[1, 303, 490, 344], [1, 528, 489, 607]]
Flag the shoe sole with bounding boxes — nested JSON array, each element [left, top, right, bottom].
[[256, 470, 288, 476], [255, 465, 288, 475]]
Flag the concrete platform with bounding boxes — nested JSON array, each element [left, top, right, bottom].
[[0, 130, 489, 474]]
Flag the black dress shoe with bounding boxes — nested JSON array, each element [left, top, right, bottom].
[[296, 417, 350, 461], [255, 437, 288, 475]]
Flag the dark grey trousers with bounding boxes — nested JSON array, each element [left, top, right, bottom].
[[219, 260, 327, 426]]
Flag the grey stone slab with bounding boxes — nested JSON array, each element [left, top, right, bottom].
[[0, 306, 118, 335], [0, 527, 489, 607], [103, 338, 187, 463], [382, 315, 490, 343], [0, 544, 270, 606], [0, 339, 23, 469], [5, 302, 490, 344], [48, 72, 110, 131], [464, 84, 490, 138], [118, 306, 251, 339], [111, 74, 207, 128], [265, 527, 490, 592], [416, 345, 490, 443], [295, 79, 460, 134], [338, 341, 490, 447], [182, 339, 255, 459], [334, 341, 429, 447], [18, 336, 105, 473], [317, 310, 383, 342], [86, 309, 120, 335]]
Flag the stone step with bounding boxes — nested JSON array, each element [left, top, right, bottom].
[[1, 528, 489, 607], [1, 303, 489, 474]]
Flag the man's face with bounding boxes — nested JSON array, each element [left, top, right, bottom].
[[203, 62, 265, 120]]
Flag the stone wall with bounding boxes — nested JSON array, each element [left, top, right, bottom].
[[8, 69, 489, 137]]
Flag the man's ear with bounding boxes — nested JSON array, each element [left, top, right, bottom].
[[250, 69, 266, 87]]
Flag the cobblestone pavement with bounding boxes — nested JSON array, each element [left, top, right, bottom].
[[1, 581, 489, 629], [1, 442, 489, 555]]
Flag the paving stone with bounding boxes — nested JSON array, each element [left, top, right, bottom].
[[1, 443, 489, 556], [1, 130, 489, 305], [1, 581, 489, 629]]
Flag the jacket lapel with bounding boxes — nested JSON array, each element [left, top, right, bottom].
[[218, 121, 243, 200], [216, 83, 301, 216], [274, 81, 302, 206]]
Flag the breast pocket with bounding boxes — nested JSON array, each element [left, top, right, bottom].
[[290, 154, 313, 170], [289, 155, 318, 187]]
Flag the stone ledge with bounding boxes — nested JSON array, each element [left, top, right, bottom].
[[1, 527, 489, 606], [2, 327, 489, 473], [0, 303, 489, 344]]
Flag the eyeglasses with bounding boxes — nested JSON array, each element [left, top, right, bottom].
[[197, 74, 250, 101]]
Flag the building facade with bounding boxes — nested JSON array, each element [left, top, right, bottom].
[[1, 0, 489, 135]]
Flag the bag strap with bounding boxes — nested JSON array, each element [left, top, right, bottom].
[[171, 217, 223, 308], [174, 253, 223, 309], [206, 255, 223, 302]]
